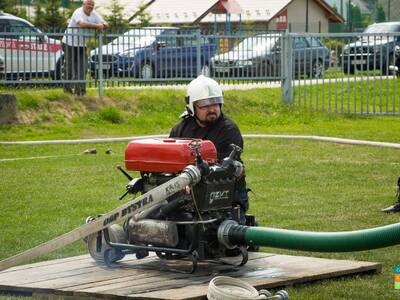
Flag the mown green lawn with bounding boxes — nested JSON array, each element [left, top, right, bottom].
[[0, 87, 399, 299]]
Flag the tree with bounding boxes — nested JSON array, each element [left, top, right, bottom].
[[332, 4, 339, 14], [1, 0, 30, 20], [103, 0, 129, 32], [33, 1, 48, 29], [347, 2, 372, 31], [0, 0, 13, 12], [375, 4, 386, 22], [349, 3, 363, 29], [133, 1, 152, 28], [33, 0, 68, 31], [43, 0, 68, 31]]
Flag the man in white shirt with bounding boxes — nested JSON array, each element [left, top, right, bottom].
[[62, 0, 108, 95]]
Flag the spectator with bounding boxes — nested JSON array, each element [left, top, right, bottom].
[[62, 0, 108, 96]]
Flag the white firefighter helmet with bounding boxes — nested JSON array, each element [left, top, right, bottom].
[[184, 75, 224, 117]]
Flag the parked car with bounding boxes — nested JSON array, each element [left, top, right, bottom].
[[0, 12, 63, 80], [89, 27, 218, 79], [210, 34, 330, 78], [341, 22, 400, 74]]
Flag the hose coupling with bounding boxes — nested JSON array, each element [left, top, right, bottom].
[[183, 165, 202, 185]]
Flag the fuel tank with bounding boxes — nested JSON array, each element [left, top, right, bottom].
[[125, 138, 217, 173]]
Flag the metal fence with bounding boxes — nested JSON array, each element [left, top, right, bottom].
[[283, 31, 400, 115], [0, 28, 399, 115]]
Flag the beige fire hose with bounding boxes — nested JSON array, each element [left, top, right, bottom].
[[207, 276, 289, 300]]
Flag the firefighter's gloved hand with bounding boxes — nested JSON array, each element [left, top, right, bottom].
[[233, 161, 244, 178]]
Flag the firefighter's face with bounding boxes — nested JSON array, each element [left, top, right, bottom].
[[194, 104, 221, 127]]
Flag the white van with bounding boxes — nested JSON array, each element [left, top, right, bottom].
[[0, 12, 63, 80]]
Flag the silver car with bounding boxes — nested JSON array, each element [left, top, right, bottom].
[[0, 12, 63, 80], [211, 33, 330, 78]]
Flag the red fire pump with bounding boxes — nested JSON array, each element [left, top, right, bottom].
[[125, 138, 218, 173], [86, 138, 257, 273]]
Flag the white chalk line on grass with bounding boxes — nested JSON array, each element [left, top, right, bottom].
[[0, 154, 79, 162], [0, 134, 399, 162]]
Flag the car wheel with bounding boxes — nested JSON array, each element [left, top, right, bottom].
[[311, 59, 324, 78], [52, 56, 64, 80], [381, 53, 395, 76], [141, 63, 153, 79], [257, 61, 273, 77], [98, 69, 111, 79], [342, 64, 355, 74], [200, 64, 210, 77]]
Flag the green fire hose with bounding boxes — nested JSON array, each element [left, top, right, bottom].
[[218, 221, 400, 252]]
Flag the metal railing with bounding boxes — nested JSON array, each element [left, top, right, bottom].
[[0, 30, 64, 83], [0, 28, 399, 115], [285, 32, 400, 116]]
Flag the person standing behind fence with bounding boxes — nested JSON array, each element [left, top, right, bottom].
[[62, 0, 108, 96]]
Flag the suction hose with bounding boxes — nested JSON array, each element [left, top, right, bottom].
[[218, 220, 400, 252]]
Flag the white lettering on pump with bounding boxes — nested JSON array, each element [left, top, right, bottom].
[[209, 190, 229, 204]]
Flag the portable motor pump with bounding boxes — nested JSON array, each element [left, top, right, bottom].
[[86, 138, 257, 272]]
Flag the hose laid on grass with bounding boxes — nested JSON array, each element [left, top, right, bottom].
[[1, 134, 400, 149], [221, 221, 400, 252], [0, 135, 166, 145], [244, 134, 400, 149]]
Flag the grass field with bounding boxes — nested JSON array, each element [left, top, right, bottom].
[[0, 87, 400, 299]]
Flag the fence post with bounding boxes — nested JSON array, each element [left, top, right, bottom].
[[97, 32, 104, 98], [196, 29, 201, 76], [281, 30, 293, 105]]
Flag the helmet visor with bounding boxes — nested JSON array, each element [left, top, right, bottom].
[[194, 97, 224, 108]]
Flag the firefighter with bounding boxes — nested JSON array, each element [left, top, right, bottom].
[[381, 176, 400, 213], [169, 75, 249, 221]]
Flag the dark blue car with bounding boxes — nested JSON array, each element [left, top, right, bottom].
[[89, 27, 218, 79], [341, 22, 400, 75]]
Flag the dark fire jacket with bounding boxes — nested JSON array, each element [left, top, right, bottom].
[[169, 113, 243, 161]]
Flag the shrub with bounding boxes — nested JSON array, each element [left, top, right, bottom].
[[97, 106, 124, 124], [17, 93, 40, 110], [323, 38, 345, 54]]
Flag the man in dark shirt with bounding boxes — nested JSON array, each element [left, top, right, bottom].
[[169, 75, 248, 221]]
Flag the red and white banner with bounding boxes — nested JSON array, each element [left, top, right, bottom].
[[0, 39, 61, 53]]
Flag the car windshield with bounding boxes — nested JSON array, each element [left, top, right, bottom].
[[233, 35, 278, 53], [111, 29, 164, 47], [364, 23, 400, 33]]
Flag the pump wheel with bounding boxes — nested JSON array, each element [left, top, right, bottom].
[[87, 224, 126, 264]]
